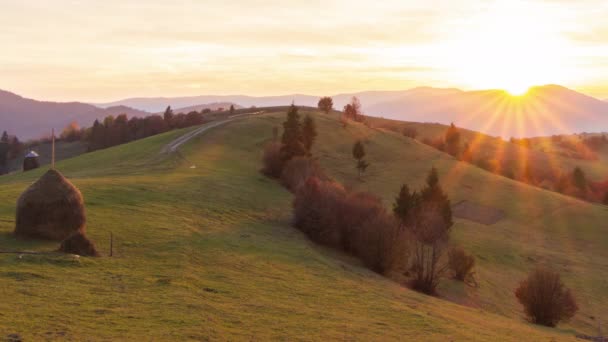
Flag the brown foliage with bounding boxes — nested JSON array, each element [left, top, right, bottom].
[[293, 177, 346, 248], [402, 127, 418, 139], [444, 123, 461, 157], [293, 177, 408, 275], [280, 157, 326, 192], [515, 267, 578, 327], [448, 247, 475, 281], [261, 142, 283, 178], [343, 97, 365, 122], [317, 96, 334, 114], [60, 121, 83, 142]]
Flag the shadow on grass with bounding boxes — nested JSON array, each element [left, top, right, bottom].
[[0, 231, 56, 252]]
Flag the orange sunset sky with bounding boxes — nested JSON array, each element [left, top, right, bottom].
[[1, 0, 607, 101]]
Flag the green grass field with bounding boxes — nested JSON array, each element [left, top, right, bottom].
[[0, 110, 603, 340]]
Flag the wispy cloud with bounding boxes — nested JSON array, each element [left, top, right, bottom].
[[0, 0, 607, 101]]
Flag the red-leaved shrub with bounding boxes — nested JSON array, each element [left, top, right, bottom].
[[280, 157, 327, 192], [293, 177, 346, 248], [448, 247, 475, 281], [261, 142, 283, 178], [515, 267, 578, 327], [293, 177, 408, 274]]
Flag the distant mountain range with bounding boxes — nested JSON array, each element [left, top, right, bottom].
[[0, 90, 242, 140], [2, 85, 608, 139], [0, 90, 150, 140], [98, 89, 460, 113], [99, 85, 608, 138], [365, 85, 608, 138]]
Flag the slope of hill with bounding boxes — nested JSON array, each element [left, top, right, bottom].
[[369, 117, 608, 183], [168, 102, 242, 114], [0, 90, 149, 139], [98, 94, 321, 112], [0, 110, 602, 340], [309, 112, 608, 334]]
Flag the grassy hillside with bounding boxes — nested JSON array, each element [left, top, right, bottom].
[[310, 113, 608, 329], [0, 111, 596, 340], [370, 116, 608, 182]]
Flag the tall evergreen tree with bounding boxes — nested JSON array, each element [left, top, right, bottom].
[[352, 140, 369, 178], [229, 104, 235, 114], [0, 138, 8, 174], [302, 114, 317, 154], [163, 106, 174, 127], [89, 119, 105, 151], [393, 184, 420, 228], [445, 123, 460, 157], [572, 167, 587, 191], [280, 104, 306, 162], [8, 136, 23, 159], [114, 114, 130, 144], [420, 167, 453, 229], [0, 131, 8, 143]]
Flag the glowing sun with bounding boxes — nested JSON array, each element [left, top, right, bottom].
[[440, 1, 573, 95]]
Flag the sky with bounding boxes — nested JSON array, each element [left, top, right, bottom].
[[1, 0, 607, 102]]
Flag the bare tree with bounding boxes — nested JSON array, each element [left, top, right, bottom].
[[409, 202, 450, 295]]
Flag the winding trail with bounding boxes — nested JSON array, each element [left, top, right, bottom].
[[160, 111, 263, 154]]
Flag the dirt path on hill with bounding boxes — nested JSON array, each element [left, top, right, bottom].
[[160, 111, 263, 154]]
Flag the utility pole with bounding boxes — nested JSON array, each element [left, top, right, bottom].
[[51, 129, 55, 169]]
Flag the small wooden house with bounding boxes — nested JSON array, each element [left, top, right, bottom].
[[23, 151, 40, 171]]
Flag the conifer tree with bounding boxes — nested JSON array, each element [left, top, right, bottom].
[[280, 104, 306, 162], [393, 167, 453, 295], [445, 123, 460, 157], [352, 140, 369, 178], [572, 167, 587, 191], [163, 106, 174, 127], [393, 184, 420, 228], [302, 114, 317, 154], [0, 137, 8, 174], [421, 167, 453, 228], [89, 119, 105, 151]]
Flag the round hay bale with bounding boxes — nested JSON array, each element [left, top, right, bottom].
[[15, 169, 86, 241], [58, 232, 99, 257]]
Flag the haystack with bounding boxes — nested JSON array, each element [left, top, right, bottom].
[[58, 231, 99, 257], [15, 169, 86, 241]]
